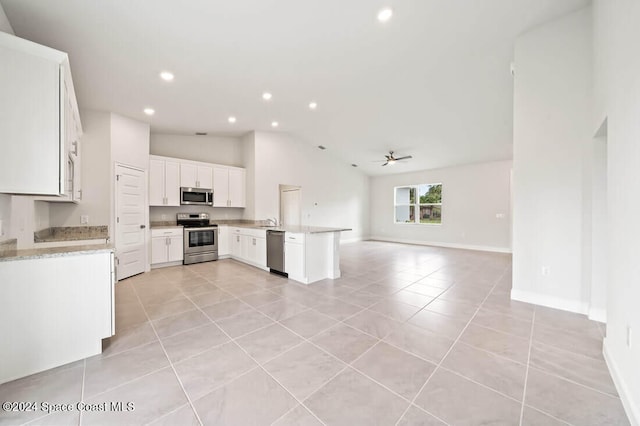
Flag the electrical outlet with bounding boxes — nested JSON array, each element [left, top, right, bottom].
[[161, 214, 167, 220], [541, 266, 551, 276], [80, 215, 89, 225], [496, 213, 506, 219], [628, 326, 633, 347]]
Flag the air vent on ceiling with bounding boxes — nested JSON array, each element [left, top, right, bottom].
[[195, 132, 208, 136], [318, 145, 326, 150]]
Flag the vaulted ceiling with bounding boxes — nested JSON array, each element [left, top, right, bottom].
[[1, 0, 589, 175]]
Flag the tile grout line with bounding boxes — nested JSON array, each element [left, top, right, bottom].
[[393, 266, 509, 426], [130, 279, 205, 426], [518, 305, 536, 426], [186, 268, 333, 426], [78, 359, 86, 426]]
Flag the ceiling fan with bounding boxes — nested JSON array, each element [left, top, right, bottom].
[[380, 151, 413, 166]]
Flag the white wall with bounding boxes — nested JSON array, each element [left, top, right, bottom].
[[109, 113, 150, 269], [149, 132, 246, 222], [249, 132, 369, 242], [0, 1, 14, 241], [241, 132, 256, 221], [511, 8, 593, 313], [594, 1, 640, 422], [111, 114, 150, 171], [0, 2, 14, 35], [370, 160, 512, 252], [150, 134, 243, 167], [49, 110, 112, 227], [33, 201, 49, 232], [0, 194, 11, 242]]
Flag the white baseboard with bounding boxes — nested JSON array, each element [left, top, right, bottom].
[[510, 289, 589, 315], [603, 338, 639, 426], [340, 236, 366, 245], [368, 236, 512, 254], [588, 307, 607, 323]]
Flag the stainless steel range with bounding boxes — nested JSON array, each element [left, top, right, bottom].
[[177, 213, 218, 265]]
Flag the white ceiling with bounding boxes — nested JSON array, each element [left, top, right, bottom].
[[2, 0, 588, 175]]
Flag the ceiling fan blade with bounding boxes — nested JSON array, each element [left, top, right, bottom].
[[382, 162, 389, 166], [395, 155, 413, 161]]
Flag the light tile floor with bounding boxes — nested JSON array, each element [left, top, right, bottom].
[[0, 241, 630, 425]]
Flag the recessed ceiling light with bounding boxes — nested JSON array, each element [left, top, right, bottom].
[[271, 121, 279, 128], [143, 108, 155, 116], [262, 92, 273, 101], [228, 116, 237, 123], [309, 102, 318, 110], [377, 7, 393, 22], [159, 71, 174, 81]]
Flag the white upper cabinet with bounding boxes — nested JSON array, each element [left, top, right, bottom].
[[0, 32, 82, 196], [180, 162, 213, 189], [228, 167, 246, 208], [213, 166, 245, 208], [212, 167, 230, 207], [149, 155, 180, 206]]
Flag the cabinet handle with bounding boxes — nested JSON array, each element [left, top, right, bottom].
[[71, 141, 78, 156], [77, 189, 82, 200]]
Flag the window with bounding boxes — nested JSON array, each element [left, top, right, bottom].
[[394, 183, 442, 224]]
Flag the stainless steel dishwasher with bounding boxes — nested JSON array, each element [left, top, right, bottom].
[[266, 230, 286, 276]]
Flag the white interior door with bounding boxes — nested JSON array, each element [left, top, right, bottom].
[[281, 188, 301, 226], [116, 164, 147, 280]]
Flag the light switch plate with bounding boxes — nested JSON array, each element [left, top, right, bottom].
[[80, 215, 89, 224]]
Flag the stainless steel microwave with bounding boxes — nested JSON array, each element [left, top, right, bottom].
[[180, 187, 213, 206]]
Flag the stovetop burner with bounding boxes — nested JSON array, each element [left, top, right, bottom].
[[176, 213, 216, 228]]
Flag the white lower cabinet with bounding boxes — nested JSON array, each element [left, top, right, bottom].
[[151, 228, 183, 267], [228, 227, 267, 269], [218, 226, 230, 257], [0, 250, 114, 384], [284, 233, 306, 282]]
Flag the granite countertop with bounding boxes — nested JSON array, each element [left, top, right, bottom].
[[227, 224, 352, 234], [149, 221, 350, 234], [34, 226, 109, 243], [0, 243, 114, 262], [150, 224, 184, 229]]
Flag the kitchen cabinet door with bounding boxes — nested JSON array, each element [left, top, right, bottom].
[[197, 165, 213, 189], [285, 242, 305, 281], [149, 159, 166, 206], [213, 167, 230, 207], [151, 237, 169, 264], [0, 34, 64, 195], [218, 226, 230, 256], [180, 163, 198, 188], [230, 233, 242, 258], [164, 160, 180, 206], [228, 168, 246, 208], [254, 237, 267, 267], [168, 235, 184, 262], [150, 158, 180, 206]]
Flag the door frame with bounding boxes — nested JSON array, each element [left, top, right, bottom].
[[114, 162, 149, 280], [279, 184, 302, 226]]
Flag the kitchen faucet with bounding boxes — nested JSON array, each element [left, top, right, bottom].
[[266, 217, 278, 226]]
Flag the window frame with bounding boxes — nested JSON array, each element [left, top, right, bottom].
[[393, 183, 443, 226]]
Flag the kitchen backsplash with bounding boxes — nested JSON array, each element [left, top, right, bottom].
[[34, 226, 109, 243]]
